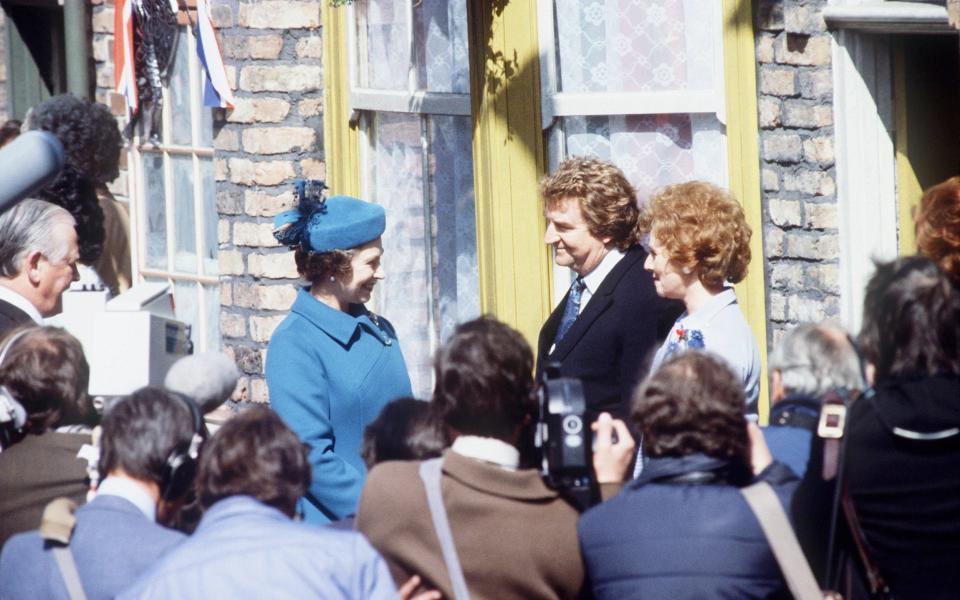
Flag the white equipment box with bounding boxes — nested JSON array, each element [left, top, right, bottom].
[[54, 282, 193, 399]]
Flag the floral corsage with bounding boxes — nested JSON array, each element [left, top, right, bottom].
[[666, 326, 705, 355]]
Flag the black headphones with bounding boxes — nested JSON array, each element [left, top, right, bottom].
[[160, 392, 206, 502]]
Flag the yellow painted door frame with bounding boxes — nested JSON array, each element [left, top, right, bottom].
[[893, 39, 921, 256], [723, 0, 769, 420], [322, 3, 360, 197], [466, 0, 553, 348]]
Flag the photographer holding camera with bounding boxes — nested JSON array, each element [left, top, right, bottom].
[[579, 351, 797, 599], [357, 317, 586, 600]]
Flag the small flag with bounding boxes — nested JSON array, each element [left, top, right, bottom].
[[113, 0, 138, 112], [195, 0, 235, 109]]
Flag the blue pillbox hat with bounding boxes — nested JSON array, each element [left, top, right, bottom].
[[273, 194, 386, 253]]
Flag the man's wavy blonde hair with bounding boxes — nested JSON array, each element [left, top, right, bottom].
[[539, 157, 641, 250]]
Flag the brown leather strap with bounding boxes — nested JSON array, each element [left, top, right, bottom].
[[840, 486, 890, 597], [822, 438, 839, 481]]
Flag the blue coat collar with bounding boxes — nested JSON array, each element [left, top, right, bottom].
[[290, 287, 393, 346]]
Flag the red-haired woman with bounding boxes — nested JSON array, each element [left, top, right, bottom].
[[640, 181, 760, 406]]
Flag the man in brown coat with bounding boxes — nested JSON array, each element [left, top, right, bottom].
[[357, 317, 585, 600]]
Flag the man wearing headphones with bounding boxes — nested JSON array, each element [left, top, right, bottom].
[[0, 386, 203, 600]]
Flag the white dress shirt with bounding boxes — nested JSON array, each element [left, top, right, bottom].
[[95, 475, 158, 522], [578, 248, 625, 314]]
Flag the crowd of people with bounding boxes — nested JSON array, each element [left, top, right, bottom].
[[0, 93, 958, 599]]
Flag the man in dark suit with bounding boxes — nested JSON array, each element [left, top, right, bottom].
[[0, 387, 200, 599], [537, 158, 681, 419], [0, 199, 80, 339]]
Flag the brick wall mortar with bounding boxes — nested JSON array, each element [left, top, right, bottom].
[[214, 0, 323, 405], [756, 0, 840, 348]]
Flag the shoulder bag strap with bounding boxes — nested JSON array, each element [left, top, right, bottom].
[[51, 547, 88, 600], [741, 481, 824, 600], [419, 458, 471, 600], [40, 498, 88, 600]]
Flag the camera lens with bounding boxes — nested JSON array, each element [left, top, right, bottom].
[[562, 415, 582, 435]]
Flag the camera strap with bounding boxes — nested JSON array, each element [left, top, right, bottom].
[[419, 458, 471, 600]]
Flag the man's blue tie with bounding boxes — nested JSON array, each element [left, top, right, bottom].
[[553, 277, 585, 346]]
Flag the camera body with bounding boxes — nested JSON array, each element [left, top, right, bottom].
[[536, 364, 594, 506]]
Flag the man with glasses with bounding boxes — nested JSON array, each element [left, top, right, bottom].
[[0, 199, 80, 338]]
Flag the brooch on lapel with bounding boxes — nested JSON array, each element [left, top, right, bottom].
[[666, 326, 705, 355]]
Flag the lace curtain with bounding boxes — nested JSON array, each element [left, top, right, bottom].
[[358, 0, 478, 398], [551, 0, 726, 202]]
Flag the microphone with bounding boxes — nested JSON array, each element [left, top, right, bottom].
[[0, 131, 65, 214], [164, 353, 241, 414]]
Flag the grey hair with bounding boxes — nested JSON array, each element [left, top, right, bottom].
[[164, 352, 241, 414], [769, 322, 865, 398], [0, 199, 75, 277]]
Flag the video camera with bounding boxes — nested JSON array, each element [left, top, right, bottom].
[[536, 364, 596, 509]]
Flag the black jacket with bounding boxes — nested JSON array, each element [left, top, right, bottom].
[[536, 246, 681, 420], [793, 375, 960, 598], [0, 298, 32, 340]]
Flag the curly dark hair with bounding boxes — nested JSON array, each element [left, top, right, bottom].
[[26, 94, 122, 183], [196, 407, 310, 518], [35, 165, 105, 264], [294, 246, 354, 284], [858, 256, 960, 381], [432, 317, 536, 442], [632, 351, 750, 471]]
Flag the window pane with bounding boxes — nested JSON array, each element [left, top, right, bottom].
[[173, 280, 200, 352], [368, 112, 433, 397], [171, 155, 198, 274], [200, 157, 218, 276], [429, 115, 478, 341], [202, 283, 221, 352], [414, 0, 469, 94], [169, 31, 193, 146], [360, 0, 410, 90], [560, 113, 726, 202], [141, 152, 168, 270], [553, 0, 719, 94]]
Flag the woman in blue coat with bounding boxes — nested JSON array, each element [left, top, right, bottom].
[[265, 181, 412, 524]]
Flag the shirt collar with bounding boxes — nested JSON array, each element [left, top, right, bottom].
[[0, 285, 42, 324], [96, 475, 157, 521], [682, 287, 738, 329], [451, 435, 520, 470], [581, 248, 624, 296]]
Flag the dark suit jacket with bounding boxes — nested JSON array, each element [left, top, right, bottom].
[[357, 450, 585, 600], [0, 494, 185, 600], [0, 298, 32, 340], [537, 246, 682, 419]]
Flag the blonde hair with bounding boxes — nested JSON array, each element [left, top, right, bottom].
[[540, 157, 641, 250]]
